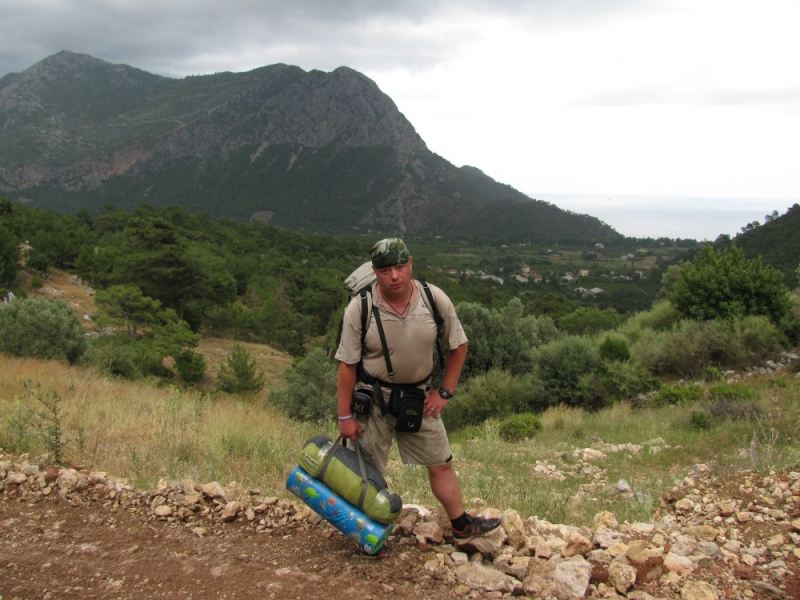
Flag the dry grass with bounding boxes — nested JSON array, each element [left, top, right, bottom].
[[3, 352, 800, 527], [0, 353, 320, 494]]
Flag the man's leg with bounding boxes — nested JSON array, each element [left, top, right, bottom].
[[427, 462, 465, 519], [428, 462, 502, 542]]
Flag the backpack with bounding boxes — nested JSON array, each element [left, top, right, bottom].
[[337, 261, 445, 369]]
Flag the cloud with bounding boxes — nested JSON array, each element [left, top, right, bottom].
[[0, 0, 645, 78]]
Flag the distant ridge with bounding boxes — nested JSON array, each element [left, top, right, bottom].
[[0, 51, 622, 243], [732, 203, 800, 288]]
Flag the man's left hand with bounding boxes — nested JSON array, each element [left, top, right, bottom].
[[424, 391, 448, 419]]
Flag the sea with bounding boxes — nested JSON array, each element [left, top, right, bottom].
[[531, 193, 798, 242]]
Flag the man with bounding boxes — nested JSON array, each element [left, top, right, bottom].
[[335, 238, 500, 556]]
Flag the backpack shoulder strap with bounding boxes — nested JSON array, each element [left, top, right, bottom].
[[358, 287, 373, 353], [417, 280, 446, 369]]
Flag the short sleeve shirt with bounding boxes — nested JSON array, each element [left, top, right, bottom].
[[335, 281, 467, 384]]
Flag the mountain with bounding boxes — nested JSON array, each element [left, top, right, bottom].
[[0, 51, 621, 243]]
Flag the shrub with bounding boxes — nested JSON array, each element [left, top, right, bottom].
[[529, 336, 599, 410], [653, 383, 703, 407], [619, 301, 681, 343], [539, 404, 585, 433], [559, 307, 621, 336], [83, 340, 140, 379], [669, 243, 791, 324], [217, 344, 265, 394], [269, 348, 336, 421], [630, 317, 784, 378], [580, 359, 660, 410], [0, 297, 86, 364], [444, 369, 532, 430], [689, 411, 713, 430], [498, 413, 543, 442], [175, 349, 206, 383], [707, 399, 762, 421], [707, 384, 756, 402], [735, 316, 785, 363], [598, 335, 630, 362]]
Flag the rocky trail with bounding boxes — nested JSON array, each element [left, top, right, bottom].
[[2, 451, 800, 600]]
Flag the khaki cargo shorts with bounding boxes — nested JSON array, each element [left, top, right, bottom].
[[355, 389, 453, 475]]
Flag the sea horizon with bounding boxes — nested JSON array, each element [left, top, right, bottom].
[[531, 193, 798, 242]]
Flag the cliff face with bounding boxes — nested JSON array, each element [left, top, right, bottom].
[[0, 52, 620, 242]]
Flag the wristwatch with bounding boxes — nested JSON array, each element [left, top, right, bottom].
[[438, 387, 454, 400]]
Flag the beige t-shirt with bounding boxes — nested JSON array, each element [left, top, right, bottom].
[[335, 281, 467, 384]]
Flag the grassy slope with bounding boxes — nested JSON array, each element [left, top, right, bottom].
[[4, 270, 799, 527], [2, 352, 798, 528]]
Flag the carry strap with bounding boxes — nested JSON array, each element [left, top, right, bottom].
[[418, 280, 446, 369], [319, 436, 370, 510], [372, 308, 393, 417]]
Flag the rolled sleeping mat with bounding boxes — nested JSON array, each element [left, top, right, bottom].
[[298, 435, 402, 524], [286, 465, 391, 556]]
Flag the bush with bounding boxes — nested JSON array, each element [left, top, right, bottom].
[[653, 383, 704, 407], [456, 299, 555, 380], [598, 335, 630, 362], [689, 411, 713, 430], [83, 340, 140, 379], [217, 344, 265, 394], [498, 413, 543, 442], [529, 336, 599, 410], [707, 399, 761, 421], [558, 307, 621, 336], [0, 297, 86, 364], [580, 359, 660, 410], [630, 317, 785, 378], [444, 369, 532, 430], [175, 349, 206, 383], [269, 348, 336, 422], [707, 384, 756, 402], [618, 301, 681, 343], [669, 243, 791, 324]]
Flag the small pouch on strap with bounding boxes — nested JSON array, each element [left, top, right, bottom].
[[389, 387, 426, 433]]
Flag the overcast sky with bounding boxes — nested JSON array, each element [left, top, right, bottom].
[[2, 0, 798, 238]]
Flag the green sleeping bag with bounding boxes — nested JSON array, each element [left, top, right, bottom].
[[298, 435, 402, 524]]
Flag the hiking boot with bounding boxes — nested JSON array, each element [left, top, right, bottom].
[[452, 515, 502, 543], [357, 544, 388, 560]]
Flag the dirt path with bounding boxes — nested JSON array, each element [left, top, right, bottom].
[[3, 456, 800, 600], [0, 488, 451, 600]]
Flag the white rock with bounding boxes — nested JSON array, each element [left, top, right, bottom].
[[608, 561, 637, 594], [664, 551, 695, 575]]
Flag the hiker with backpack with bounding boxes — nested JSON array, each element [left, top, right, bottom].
[[334, 238, 501, 555]]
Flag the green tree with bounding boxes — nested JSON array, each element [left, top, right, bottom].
[[668, 243, 791, 324], [95, 284, 162, 337], [269, 349, 337, 421], [0, 297, 86, 363], [217, 344, 266, 394], [457, 299, 536, 380], [0, 224, 17, 287]]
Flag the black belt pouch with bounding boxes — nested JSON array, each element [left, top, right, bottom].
[[390, 387, 426, 433]]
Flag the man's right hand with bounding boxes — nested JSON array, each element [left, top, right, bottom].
[[339, 418, 363, 442]]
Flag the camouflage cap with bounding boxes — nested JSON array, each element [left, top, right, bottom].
[[370, 238, 410, 268]]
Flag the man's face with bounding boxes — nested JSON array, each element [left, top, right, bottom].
[[373, 257, 414, 297]]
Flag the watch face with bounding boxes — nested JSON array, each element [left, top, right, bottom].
[[439, 387, 453, 399]]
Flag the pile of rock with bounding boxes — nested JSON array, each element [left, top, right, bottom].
[[723, 352, 800, 382], [2, 452, 799, 599]]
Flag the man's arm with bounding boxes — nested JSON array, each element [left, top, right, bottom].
[[424, 342, 468, 419], [337, 361, 363, 441]]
